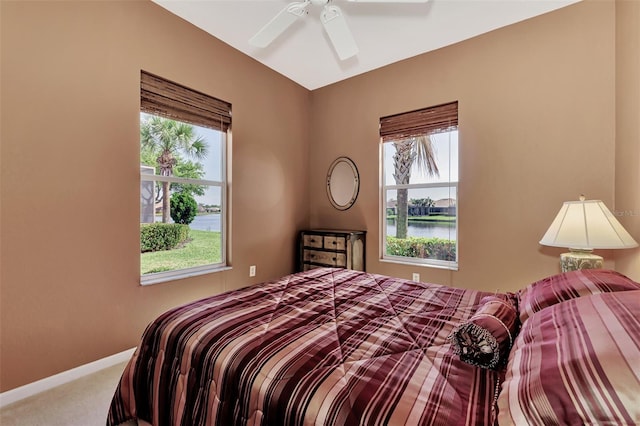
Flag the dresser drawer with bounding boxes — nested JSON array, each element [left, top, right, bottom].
[[303, 234, 323, 248], [303, 250, 347, 267], [303, 264, 323, 271], [323, 236, 346, 251]]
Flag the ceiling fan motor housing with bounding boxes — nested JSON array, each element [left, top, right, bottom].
[[250, 0, 429, 61]]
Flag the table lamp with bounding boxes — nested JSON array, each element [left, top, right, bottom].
[[539, 195, 638, 272]]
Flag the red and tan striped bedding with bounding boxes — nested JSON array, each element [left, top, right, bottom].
[[107, 268, 502, 426], [515, 269, 640, 323], [107, 267, 640, 425], [498, 289, 640, 425]]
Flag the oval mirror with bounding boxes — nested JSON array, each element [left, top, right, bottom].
[[327, 157, 359, 210]]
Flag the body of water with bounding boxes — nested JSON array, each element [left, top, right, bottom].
[[155, 214, 221, 232], [190, 214, 221, 232], [386, 219, 457, 241], [156, 215, 454, 240]]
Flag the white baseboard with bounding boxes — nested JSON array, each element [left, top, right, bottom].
[[0, 347, 136, 409]]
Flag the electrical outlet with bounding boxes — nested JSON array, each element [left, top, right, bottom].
[[249, 265, 256, 277], [412, 273, 420, 282]]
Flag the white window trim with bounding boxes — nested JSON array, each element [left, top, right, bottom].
[[141, 265, 232, 286]]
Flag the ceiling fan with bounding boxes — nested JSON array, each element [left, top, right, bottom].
[[249, 0, 429, 61]]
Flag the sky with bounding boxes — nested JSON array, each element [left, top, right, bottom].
[[193, 125, 223, 206], [383, 131, 459, 202]]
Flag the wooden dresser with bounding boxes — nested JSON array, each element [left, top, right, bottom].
[[298, 229, 366, 272]]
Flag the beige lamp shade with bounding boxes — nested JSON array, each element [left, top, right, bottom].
[[540, 198, 638, 250]]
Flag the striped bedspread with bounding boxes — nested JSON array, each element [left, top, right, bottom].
[[108, 268, 500, 426], [498, 289, 640, 425]]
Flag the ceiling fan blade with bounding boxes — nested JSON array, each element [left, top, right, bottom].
[[321, 5, 358, 61], [249, 1, 309, 48]]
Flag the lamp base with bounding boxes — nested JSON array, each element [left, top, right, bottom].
[[560, 249, 603, 272]]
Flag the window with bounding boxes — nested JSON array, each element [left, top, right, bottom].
[[380, 101, 458, 270], [139, 71, 231, 285]]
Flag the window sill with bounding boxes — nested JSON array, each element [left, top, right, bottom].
[[380, 257, 458, 271], [140, 265, 232, 286]]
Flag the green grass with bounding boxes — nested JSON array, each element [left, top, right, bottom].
[[141, 229, 221, 274]]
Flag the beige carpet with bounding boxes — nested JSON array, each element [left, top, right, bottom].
[[0, 361, 136, 426]]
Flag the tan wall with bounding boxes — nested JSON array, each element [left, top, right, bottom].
[[615, 0, 640, 280], [308, 0, 619, 291], [1, 0, 636, 394], [0, 1, 310, 391]]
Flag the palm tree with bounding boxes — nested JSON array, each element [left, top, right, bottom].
[[140, 116, 208, 223], [392, 135, 439, 238]]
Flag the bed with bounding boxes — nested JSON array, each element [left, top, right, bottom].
[[107, 267, 640, 426]]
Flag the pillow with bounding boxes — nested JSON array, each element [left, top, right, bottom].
[[517, 269, 640, 323], [449, 294, 518, 369], [497, 290, 640, 425]]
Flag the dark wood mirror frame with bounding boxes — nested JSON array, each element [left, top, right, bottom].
[[326, 157, 359, 210]]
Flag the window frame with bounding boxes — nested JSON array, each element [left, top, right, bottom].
[[379, 102, 459, 270], [139, 71, 231, 285]]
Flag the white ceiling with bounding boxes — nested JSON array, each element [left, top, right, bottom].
[[152, 0, 580, 90]]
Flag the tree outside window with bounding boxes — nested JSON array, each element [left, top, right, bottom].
[[381, 102, 458, 269], [139, 71, 230, 285]]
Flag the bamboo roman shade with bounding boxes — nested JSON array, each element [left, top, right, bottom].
[[380, 101, 458, 142], [141, 70, 231, 132]]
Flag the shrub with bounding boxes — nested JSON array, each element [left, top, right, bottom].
[[386, 236, 456, 261], [140, 223, 190, 253], [170, 192, 197, 225]]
